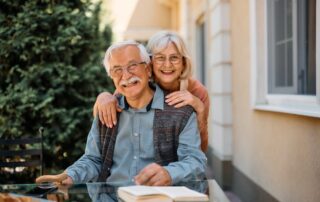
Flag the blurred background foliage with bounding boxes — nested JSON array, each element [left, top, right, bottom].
[[0, 0, 114, 182]]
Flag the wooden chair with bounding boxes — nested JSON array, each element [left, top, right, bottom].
[[0, 128, 43, 184]]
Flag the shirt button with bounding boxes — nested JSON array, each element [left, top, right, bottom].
[[133, 133, 138, 137], [133, 156, 137, 160]]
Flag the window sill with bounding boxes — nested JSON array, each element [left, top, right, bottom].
[[253, 104, 320, 118]]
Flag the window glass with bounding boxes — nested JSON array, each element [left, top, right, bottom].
[[268, 0, 316, 95]]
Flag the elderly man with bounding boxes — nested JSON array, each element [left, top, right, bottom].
[[37, 41, 206, 186]]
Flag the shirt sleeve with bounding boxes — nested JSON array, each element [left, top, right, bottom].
[[66, 118, 102, 183], [163, 112, 207, 184]]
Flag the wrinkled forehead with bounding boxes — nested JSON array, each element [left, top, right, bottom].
[[109, 45, 141, 65]]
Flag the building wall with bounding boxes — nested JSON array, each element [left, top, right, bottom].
[[123, 0, 172, 41], [231, 0, 320, 201], [106, 0, 172, 41]]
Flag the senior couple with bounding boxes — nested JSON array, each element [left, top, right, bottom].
[[37, 31, 210, 187]]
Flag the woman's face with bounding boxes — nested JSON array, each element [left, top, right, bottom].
[[152, 42, 184, 90]]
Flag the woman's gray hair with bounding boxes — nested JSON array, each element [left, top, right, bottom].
[[103, 40, 150, 76], [147, 31, 192, 81]]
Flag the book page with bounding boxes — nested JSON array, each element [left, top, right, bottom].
[[119, 186, 161, 196], [155, 186, 208, 200]]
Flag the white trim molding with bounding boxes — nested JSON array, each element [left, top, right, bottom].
[[317, 0, 320, 104], [250, 0, 320, 118]]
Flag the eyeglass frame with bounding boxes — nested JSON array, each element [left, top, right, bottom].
[[152, 54, 184, 65], [110, 61, 147, 78]]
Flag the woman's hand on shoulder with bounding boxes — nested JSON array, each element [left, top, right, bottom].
[[93, 92, 122, 128], [165, 90, 204, 113]]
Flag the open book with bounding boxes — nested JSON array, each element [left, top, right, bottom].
[[117, 185, 209, 202]]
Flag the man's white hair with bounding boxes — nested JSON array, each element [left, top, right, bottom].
[[102, 40, 150, 76]]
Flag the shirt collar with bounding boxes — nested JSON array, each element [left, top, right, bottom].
[[118, 83, 164, 111]]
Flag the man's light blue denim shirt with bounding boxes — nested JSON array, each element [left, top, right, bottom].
[[66, 84, 207, 186]]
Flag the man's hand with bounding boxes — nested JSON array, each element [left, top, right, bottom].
[[35, 172, 73, 185], [47, 182, 72, 201], [61, 176, 73, 185], [93, 92, 122, 128], [134, 163, 172, 186]]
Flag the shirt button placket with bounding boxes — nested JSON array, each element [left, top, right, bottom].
[[132, 113, 140, 175], [132, 113, 140, 172]]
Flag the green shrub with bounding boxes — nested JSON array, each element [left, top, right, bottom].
[[0, 0, 114, 181]]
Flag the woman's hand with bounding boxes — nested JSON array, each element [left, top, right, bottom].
[[165, 90, 204, 114], [93, 92, 122, 128]]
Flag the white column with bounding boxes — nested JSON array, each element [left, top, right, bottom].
[[207, 0, 232, 161], [179, 0, 190, 41]]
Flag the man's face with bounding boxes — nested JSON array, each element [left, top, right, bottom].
[[108, 45, 151, 100]]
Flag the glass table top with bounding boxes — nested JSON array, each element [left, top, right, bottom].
[[0, 179, 230, 202]]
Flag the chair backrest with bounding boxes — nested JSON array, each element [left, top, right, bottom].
[[0, 130, 43, 183]]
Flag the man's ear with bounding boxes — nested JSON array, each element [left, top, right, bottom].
[[148, 66, 152, 78], [146, 63, 153, 78]]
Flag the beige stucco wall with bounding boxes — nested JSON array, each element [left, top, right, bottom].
[[105, 0, 173, 41], [231, 0, 320, 201]]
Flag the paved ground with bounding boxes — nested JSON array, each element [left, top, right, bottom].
[[224, 191, 242, 202]]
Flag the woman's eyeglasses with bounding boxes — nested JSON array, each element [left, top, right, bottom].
[[153, 54, 183, 65]]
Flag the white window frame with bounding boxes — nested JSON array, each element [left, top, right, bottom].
[[250, 0, 320, 118], [268, 0, 298, 94]]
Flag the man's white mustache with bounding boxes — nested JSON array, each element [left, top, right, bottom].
[[119, 77, 142, 87]]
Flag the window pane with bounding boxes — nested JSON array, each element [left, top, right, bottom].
[[306, 0, 316, 95], [286, 0, 293, 38], [275, 0, 285, 41], [296, 0, 316, 95], [196, 22, 206, 85], [287, 42, 293, 86], [275, 43, 285, 87]]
